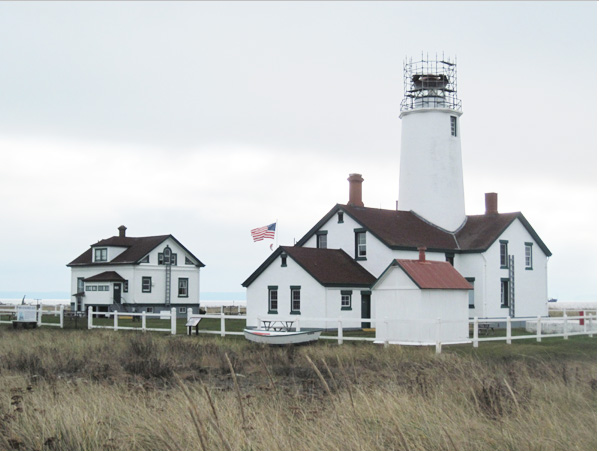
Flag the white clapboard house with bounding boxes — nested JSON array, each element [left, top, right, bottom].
[[243, 57, 551, 345], [67, 226, 204, 317]]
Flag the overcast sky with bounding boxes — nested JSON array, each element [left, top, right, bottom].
[[0, 1, 596, 301]]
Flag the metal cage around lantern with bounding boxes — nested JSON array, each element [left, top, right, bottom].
[[400, 53, 462, 112]]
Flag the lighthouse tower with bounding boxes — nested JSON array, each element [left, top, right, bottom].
[[398, 56, 466, 232]]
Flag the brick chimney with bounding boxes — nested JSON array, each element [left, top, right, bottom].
[[418, 246, 427, 262], [348, 173, 364, 207], [118, 225, 127, 238], [485, 193, 498, 215]]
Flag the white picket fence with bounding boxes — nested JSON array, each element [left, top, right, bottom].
[[4, 305, 594, 355], [87, 306, 178, 334], [0, 304, 64, 328]]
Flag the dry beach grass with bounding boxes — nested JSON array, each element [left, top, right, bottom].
[[0, 328, 596, 450]]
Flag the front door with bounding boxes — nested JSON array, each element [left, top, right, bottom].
[[361, 292, 371, 329], [113, 283, 122, 304]]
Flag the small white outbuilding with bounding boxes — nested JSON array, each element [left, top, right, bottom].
[[373, 249, 473, 345]]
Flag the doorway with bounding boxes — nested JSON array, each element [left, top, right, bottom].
[[113, 283, 122, 304], [361, 292, 371, 329]]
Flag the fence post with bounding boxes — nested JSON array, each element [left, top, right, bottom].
[[114, 311, 118, 331], [506, 317, 512, 345], [142, 310, 146, 332], [171, 308, 177, 335], [337, 319, 343, 345], [590, 314, 595, 338], [473, 316, 479, 348], [220, 308, 225, 337], [59, 304, 64, 329], [88, 306, 93, 329], [186, 308, 192, 336], [563, 311, 569, 340], [295, 317, 301, 332], [37, 305, 42, 327], [435, 318, 442, 354], [536, 315, 542, 342]]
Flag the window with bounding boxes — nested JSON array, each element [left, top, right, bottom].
[[290, 286, 301, 314], [316, 231, 328, 249], [466, 277, 475, 308], [280, 253, 287, 267], [158, 253, 177, 265], [355, 229, 367, 260], [337, 211, 344, 223], [178, 307, 187, 314], [525, 243, 533, 270], [268, 286, 278, 314], [450, 116, 457, 137], [142, 277, 152, 293], [185, 256, 194, 265], [146, 307, 154, 313], [86, 285, 97, 291], [178, 278, 189, 297], [501, 278, 510, 308], [77, 277, 85, 294], [445, 253, 455, 266], [140, 255, 150, 264], [500, 240, 509, 268], [123, 281, 128, 293], [341, 290, 352, 310], [94, 248, 107, 262]]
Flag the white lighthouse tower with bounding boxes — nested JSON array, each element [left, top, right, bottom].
[[398, 55, 466, 232]]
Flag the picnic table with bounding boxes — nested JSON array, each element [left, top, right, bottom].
[[478, 323, 494, 336], [261, 320, 296, 332]]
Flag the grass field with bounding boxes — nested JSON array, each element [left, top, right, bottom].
[[0, 326, 595, 450]]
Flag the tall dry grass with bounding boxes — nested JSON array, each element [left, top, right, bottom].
[[0, 328, 595, 450]]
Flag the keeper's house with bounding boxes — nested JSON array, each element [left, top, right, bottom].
[[67, 226, 204, 316]]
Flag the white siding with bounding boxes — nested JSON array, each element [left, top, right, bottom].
[[474, 219, 548, 318], [373, 266, 469, 344]]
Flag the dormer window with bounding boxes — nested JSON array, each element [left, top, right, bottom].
[[158, 252, 177, 265], [337, 211, 344, 223], [94, 248, 107, 262]]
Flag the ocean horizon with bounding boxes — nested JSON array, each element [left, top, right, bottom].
[[0, 291, 246, 307]]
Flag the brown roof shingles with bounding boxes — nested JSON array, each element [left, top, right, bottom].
[[297, 204, 551, 256], [68, 234, 205, 267], [242, 246, 376, 288], [282, 246, 376, 287], [84, 271, 126, 282]]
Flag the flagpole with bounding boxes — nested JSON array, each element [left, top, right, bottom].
[[275, 218, 278, 250]]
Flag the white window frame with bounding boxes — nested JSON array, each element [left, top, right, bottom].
[[178, 278, 189, 298], [525, 243, 533, 270], [94, 248, 107, 262], [142, 277, 152, 293], [290, 287, 301, 314]]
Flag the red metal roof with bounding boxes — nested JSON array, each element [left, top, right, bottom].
[[394, 259, 473, 290]]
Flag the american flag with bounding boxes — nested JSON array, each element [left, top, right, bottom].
[[251, 223, 276, 242]]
